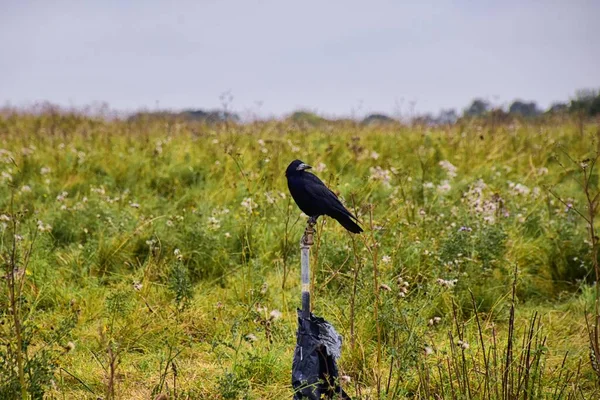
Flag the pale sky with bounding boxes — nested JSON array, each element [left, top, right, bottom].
[[1, 0, 599, 118]]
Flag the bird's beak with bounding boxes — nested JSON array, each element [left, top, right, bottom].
[[296, 163, 312, 171]]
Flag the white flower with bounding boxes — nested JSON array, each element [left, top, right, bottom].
[[437, 180, 452, 193], [0, 149, 14, 163], [370, 151, 380, 160], [245, 334, 257, 342], [269, 309, 282, 320], [265, 192, 276, 204], [381, 255, 392, 264], [130, 202, 140, 208], [207, 216, 221, 230], [437, 278, 458, 288], [64, 341, 76, 352], [340, 375, 351, 384], [457, 340, 470, 350], [423, 181, 434, 189], [133, 281, 143, 291], [21, 185, 32, 193], [439, 160, 457, 178], [537, 167, 549, 175], [56, 191, 68, 202], [369, 166, 392, 187], [241, 197, 257, 213], [37, 220, 52, 232], [224, 232, 231, 238], [40, 167, 51, 175], [379, 283, 392, 292], [174, 248, 182, 261], [1, 171, 12, 181], [424, 346, 434, 356]]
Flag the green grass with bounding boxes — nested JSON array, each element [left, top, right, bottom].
[[0, 113, 599, 399]]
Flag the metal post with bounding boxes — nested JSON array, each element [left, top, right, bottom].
[[300, 221, 315, 320]]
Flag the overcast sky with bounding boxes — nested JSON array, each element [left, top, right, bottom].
[[1, 0, 599, 118]]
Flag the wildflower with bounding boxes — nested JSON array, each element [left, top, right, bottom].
[[133, 281, 143, 291], [212, 139, 219, 144], [370, 151, 380, 160], [581, 160, 589, 169], [437, 180, 452, 193], [379, 283, 392, 292], [436, 278, 458, 288], [207, 216, 221, 230], [37, 220, 52, 232], [166, 220, 174, 227], [256, 304, 267, 313], [369, 166, 392, 187], [224, 232, 231, 238], [381, 255, 392, 264], [1, 171, 12, 181], [257, 139, 265, 146], [340, 375, 351, 384], [265, 192, 276, 204], [130, 202, 140, 208], [457, 340, 470, 350], [64, 342, 76, 353], [269, 309, 282, 320], [0, 149, 14, 163], [397, 276, 409, 287], [424, 346, 434, 356], [422, 181, 434, 189], [56, 191, 68, 202], [458, 226, 472, 232], [241, 197, 257, 213], [260, 282, 268, 294], [40, 167, 51, 175], [439, 160, 458, 178], [0, 214, 10, 222], [509, 182, 530, 196], [174, 248, 183, 261], [245, 334, 257, 343], [21, 185, 32, 193], [537, 167, 549, 175]]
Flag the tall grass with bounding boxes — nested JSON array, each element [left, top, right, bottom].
[[0, 112, 598, 398]]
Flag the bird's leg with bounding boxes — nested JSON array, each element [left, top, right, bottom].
[[302, 217, 317, 246]]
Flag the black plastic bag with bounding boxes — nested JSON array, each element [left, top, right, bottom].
[[292, 311, 350, 399]]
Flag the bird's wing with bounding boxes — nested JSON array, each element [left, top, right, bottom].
[[303, 176, 359, 221]]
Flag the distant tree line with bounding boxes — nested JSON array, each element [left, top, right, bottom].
[[124, 88, 600, 126]]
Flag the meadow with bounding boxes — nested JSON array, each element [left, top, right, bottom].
[[0, 111, 599, 399]]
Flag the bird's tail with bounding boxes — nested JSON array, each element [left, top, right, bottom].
[[333, 213, 363, 233]]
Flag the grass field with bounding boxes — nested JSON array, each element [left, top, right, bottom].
[[1, 112, 599, 399]]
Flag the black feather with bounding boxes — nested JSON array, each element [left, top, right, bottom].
[[286, 159, 363, 234]]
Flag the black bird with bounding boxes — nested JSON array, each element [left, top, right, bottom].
[[286, 159, 363, 233]]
